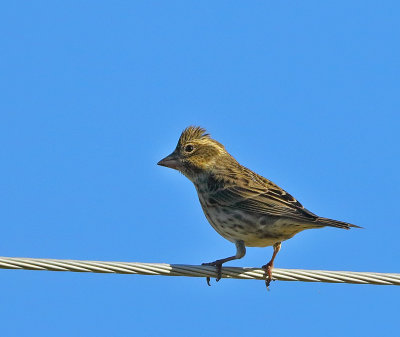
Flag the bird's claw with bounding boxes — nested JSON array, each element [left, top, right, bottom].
[[262, 262, 273, 289], [265, 278, 272, 289], [202, 261, 223, 286]]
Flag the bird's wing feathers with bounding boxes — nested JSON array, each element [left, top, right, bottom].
[[208, 181, 318, 222]]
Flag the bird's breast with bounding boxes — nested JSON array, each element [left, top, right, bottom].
[[197, 192, 309, 247]]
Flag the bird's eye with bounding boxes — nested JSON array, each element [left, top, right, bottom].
[[184, 144, 194, 153]]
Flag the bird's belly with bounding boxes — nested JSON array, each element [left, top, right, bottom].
[[201, 204, 308, 247]]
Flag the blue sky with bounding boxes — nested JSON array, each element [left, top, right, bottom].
[[1, 1, 399, 336]]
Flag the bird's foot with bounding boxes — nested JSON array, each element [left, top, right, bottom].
[[262, 262, 274, 289], [202, 260, 223, 286]]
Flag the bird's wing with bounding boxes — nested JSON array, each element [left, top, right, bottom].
[[207, 182, 318, 222]]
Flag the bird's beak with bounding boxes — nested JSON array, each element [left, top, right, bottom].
[[157, 152, 181, 170]]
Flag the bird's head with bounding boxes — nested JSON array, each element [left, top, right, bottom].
[[158, 126, 229, 180]]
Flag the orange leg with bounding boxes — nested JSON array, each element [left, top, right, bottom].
[[262, 242, 281, 288]]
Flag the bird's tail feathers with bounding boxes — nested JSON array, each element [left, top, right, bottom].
[[317, 217, 362, 229]]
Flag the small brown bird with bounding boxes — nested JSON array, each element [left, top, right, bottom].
[[158, 126, 360, 287]]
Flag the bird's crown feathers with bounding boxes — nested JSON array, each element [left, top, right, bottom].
[[178, 126, 210, 146]]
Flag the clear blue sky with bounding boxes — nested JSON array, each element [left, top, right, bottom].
[[1, 2, 399, 336]]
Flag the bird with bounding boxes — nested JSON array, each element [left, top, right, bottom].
[[158, 126, 361, 287]]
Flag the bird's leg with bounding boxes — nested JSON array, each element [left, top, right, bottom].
[[202, 240, 246, 286], [262, 242, 281, 288]]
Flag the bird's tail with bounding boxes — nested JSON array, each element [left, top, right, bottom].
[[317, 217, 362, 229]]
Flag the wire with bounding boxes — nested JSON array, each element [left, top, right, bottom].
[[0, 256, 398, 285]]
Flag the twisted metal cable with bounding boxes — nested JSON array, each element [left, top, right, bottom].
[[0, 256, 399, 285]]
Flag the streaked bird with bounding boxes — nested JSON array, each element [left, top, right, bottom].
[[158, 126, 360, 287]]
